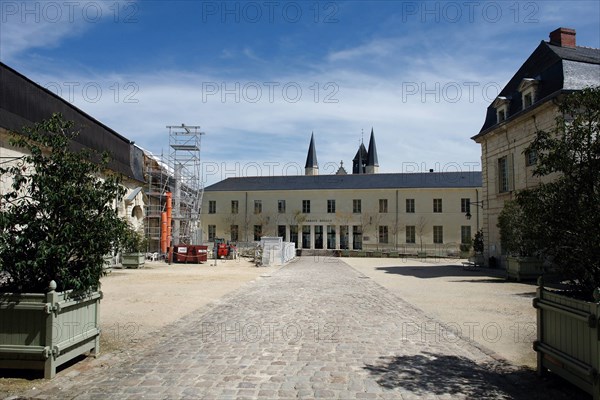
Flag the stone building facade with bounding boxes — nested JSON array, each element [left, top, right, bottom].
[[471, 28, 600, 265], [202, 131, 482, 255]]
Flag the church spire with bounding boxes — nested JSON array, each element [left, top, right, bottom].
[[366, 127, 379, 174], [305, 132, 318, 176]]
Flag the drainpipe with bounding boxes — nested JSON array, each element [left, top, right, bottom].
[[395, 189, 399, 250]]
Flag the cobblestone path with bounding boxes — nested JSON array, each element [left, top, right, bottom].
[[25, 257, 580, 399]]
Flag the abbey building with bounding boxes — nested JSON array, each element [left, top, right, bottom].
[[201, 130, 482, 254]]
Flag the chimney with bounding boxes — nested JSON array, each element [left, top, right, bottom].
[[549, 27, 576, 48]]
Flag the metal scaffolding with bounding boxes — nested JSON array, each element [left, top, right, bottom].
[[144, 124, 204, 254]]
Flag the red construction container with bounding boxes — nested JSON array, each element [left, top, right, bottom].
[[173, 245, 189, 263], [196, 245, 208, 263]]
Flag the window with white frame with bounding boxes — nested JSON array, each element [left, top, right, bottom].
[[353, 199, 361, 213], [461, 198, 471, 213], [302, 200, 311, 214], [379, 199, 388, 213], [433, 226, 443, 244], [498, 156, 512, 193], [278, 200, 286, 213], [406, 198, 415, 213], [327, 199, 336, 213], [254, 200, 262, 214], [406, 226, 416, 244]]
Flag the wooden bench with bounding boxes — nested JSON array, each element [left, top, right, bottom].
[[462, 261, 479, 270]]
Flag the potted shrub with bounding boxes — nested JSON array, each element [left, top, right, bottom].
[[120, 226, 147, 268], [0, 114, 128, 378], [497, 201, 543, 281], [513, 87, 600, 398]]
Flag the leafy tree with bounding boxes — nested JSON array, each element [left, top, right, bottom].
[[511, 87, 600, 296], [472, 229, 484, 254], [0, 114, 129, 293]]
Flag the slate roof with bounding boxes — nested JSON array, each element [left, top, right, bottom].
[[304, 132, 318, 169], [0, 62, 144, 182], [205, 171, 482, 192], [473, 40, 600, 140], [366, 128, 379, 167]]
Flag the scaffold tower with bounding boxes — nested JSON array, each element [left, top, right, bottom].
[[144, 124, 205, 255], [168, 124, 205, 246]]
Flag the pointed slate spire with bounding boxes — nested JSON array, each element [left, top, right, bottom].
[[352, 142, 368, 174], [366, 128, 379, 174], [305, 132, 318, 175]]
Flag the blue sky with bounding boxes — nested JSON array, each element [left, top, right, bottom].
[[1, 1, 599, 185]]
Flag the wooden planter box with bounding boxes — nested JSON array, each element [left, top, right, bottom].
[[506, 256, 544, 281], [533, 281, 600, 399], [121, 252, 145, 269], [371, 251, 382, 258], [0, 281, 101, 378]]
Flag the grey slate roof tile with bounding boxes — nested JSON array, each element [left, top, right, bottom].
[[205, 171, 482, 192]]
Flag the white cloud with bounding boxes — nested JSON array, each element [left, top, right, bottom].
[[0, 0, 136, 62]]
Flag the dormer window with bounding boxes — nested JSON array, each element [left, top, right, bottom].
[[492, 96, 510, 124], [518, 78, 539, 110], [498, 109, 506, 122]]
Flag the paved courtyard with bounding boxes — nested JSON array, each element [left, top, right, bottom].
[[21, 257, 583, 399]]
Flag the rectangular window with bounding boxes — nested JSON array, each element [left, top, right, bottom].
[[254, 200, 262, 214], [278, 200, 286, 213], [352, 225, 362, 250], [327, 199, 336, 213], [523, 93, 533, 108], [327, 225, 336, 249], [433, 226, 443, 244], [461, 198, 471, 214], [433, 198, 442, 213], [406, 198, 415, 213], [208, 225, 216, 241], [353, 199, 361, 213], [302, 225, 311, 249], [498, 156, 511, 193], [253, 225, 262, 241], [379, 199, 388, 213], [290, 225, 298, 247], [406, 226, 416, 244], [208, 200, 216, 214], [302, 200, 311, 214], [278, 225, 286, 241], [461, 226, 472, 244], [525, 150, 537, 166], [230, 225, 238, 242], [497, 109, 506, 123], [231, 200, 238, 214], [378, 226, 389, 244]]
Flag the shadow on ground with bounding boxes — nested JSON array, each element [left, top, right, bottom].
[[375, 264, 507, 280], [364, 351, 589, 399]]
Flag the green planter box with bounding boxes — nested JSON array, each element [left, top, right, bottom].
[[417, 251, 427, 258], [103, 254, 113, 269], [534, 281, 600, 399], [122, 252, 146, 269], [506, 256, 544, 281], [371, 251, 382, 258], [388, 251, 399, 258], [0, 281, 101, 378]]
